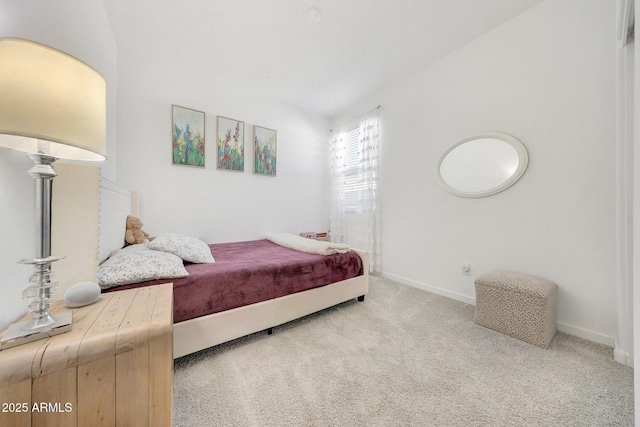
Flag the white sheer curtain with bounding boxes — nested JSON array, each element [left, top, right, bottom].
[[330, 107, 380, 273]]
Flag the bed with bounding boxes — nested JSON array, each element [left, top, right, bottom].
[[98, 178, 369, 358]]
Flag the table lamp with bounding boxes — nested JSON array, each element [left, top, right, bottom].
[[0, 38, 106, 348]]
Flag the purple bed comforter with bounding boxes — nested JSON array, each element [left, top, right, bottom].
[[105, 239, 363, 323]]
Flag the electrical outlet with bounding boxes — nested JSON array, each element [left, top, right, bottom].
[[461, 262, 471, 275]]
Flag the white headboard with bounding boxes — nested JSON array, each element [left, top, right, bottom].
[[98, 178, 138, 263]]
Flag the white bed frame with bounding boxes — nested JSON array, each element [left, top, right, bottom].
[[99, 178, 369, 359]]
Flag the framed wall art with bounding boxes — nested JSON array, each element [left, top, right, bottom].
[[253, 125, 277, 176], [172, 105, 205, 167], [217, 116, 244, 171]]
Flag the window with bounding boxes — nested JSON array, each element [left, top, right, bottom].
[[329, 109, 380, 272], [340, 127, 371, 214]]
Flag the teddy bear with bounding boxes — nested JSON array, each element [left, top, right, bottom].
[[125, 215, 154, 245]]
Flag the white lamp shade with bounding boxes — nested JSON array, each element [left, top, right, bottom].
[[0, 38, 106, 161]]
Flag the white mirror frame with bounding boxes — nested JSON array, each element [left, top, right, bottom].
[[436, 132, 528, 198]]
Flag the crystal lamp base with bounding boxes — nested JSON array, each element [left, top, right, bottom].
[[0, 310, 72, 350]]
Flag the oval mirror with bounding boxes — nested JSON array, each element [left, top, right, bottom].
[[436, 133, 528, 198]]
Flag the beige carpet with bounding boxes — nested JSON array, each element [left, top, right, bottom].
[[173, 275, 634, 426]]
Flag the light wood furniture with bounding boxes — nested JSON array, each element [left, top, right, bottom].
[[0, 284, 173, 427]]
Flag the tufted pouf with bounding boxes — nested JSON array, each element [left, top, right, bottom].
[[474, 270, 557, 348]]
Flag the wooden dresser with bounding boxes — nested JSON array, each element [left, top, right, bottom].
[[0, 283, 173, 427]]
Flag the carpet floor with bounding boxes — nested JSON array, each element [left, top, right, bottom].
[[173, 275, 634, 426]]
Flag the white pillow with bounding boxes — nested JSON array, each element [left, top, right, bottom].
[[98, 245, 189, 289], [147, 234, 215, 263]]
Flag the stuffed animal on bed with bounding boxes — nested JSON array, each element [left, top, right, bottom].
[[125, 215, 154, 245]]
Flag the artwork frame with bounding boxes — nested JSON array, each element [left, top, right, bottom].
[[253, 125, 277, 176], [171, 105, 205, 168], [216, 116, 245, 172]]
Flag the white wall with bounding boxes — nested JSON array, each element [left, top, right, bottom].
[[113, 38, 331, 244], [614, 0, 635, 367], [0, 0, 117, 332], [336, 0, 618, 345], [632, 0, 640, 421]]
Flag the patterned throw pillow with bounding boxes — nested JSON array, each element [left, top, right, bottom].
[[98, 244, 189, 289], [148, 234, 215, 263]]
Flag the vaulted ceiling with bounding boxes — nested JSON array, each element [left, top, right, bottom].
[[105, 0, 543, 118]]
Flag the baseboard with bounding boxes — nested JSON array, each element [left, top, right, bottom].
[[613, 348, 633, 366], [555, 322, 615, 348], [379, 272, 618, 349], [378, 273, 475, 305]]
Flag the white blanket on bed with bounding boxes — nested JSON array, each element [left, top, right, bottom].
[[265, 233, 350, 255]]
